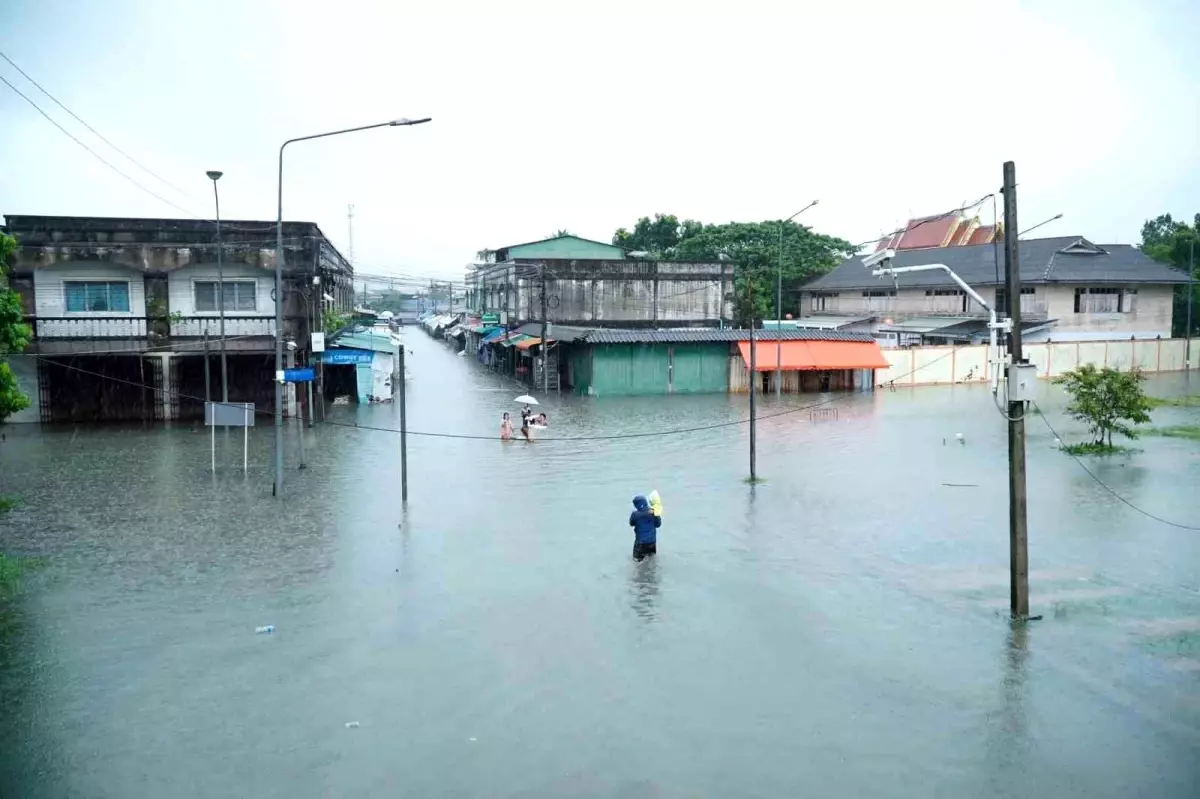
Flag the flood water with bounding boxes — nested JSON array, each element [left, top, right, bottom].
[[2, 333, 1199, 798]]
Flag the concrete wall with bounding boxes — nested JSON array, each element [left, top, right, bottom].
[[167, 263, 278, 338], [32, 262, 148, 338], [1040, 283, 1173, 338], [803, 283, 1176, 338], [876, 337, 1198, 387], [476, 260, 734, 326]]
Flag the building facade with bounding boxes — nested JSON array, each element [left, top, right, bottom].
[[800, 236, 1188, 345], [4, 214, 353, 423], [466, 236, 734, 328]]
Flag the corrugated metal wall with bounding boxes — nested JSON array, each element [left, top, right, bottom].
[[591, 344, 669, 395], [585, 343, 729, 395], [670, 344, 730, 393]]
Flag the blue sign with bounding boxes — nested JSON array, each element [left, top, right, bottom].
[[283, 367, 315, 383], [321, 349, 374, 365]]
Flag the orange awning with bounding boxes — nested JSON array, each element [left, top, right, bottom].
[[736, 340, 890, 371], [515, 337, 554, 351]]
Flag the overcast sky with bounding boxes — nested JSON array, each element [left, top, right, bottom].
[[2, 0, 1197, 284]]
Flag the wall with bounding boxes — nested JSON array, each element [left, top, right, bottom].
[[669, 344, 730, 393], [476, 260, 734, 326], [590, 344, 670, 395], [166, 263, 278, 338], [1041, 283, 1173, 338], [32, 262, 148, 338], [877, 337, 1199, 387], [504, 237, 625, 260]]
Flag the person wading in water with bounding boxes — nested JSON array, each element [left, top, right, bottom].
[[629, 495, 661, 561]]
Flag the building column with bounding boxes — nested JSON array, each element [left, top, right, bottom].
[[157, 353, 176, 420]]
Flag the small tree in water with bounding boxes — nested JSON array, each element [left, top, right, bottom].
[[1055, 364, 1152, 451]]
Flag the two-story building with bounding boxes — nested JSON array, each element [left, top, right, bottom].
[[4, 214, 354, 423], [465, 234, 735, 327], [798, 236, 1189, 346]]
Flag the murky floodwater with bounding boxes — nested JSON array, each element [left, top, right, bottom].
[[2, 334, 1198, 798]]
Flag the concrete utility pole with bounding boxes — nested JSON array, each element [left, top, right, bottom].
[[776, 200, 818, 396], [540, 263, 549, 393], [399, 344, 408, 503], [1002, 160, 1030, 620], [207, 170, 229, 404], [748, 278, 758, 481], [1187, 238, 1195, 374]]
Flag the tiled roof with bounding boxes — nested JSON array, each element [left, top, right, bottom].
[[966, 224, 997, 245], [580, 328, 876, 344], [803, 236, 1189, 292]]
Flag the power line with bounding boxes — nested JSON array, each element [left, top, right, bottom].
[[0, 59, 314, 237], [1031, 402, 1200, 531], [0, 50, 198, 202], [19, 342, 961, 442], [0, 73, 203, 219]]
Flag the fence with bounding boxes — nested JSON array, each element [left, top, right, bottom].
[[877, 337, 1199, 387]]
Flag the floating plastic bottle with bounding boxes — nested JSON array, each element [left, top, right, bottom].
[[255, 625, 275, 634]]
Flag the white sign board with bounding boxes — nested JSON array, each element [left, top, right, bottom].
[[311, 332, 326, 353]]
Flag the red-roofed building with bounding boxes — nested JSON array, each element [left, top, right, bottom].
[[874, 213, 1002, 252]]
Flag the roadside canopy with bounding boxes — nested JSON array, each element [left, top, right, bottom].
[[515, 336, 554, 351], [736, 340, 889, 371]]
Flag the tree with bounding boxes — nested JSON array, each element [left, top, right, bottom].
[[1055, 364, 1152, 450], [1139, 212, 1198, 337], [550, 229, 572, 239], [610, 215, 855, 326], [0, 232, 32, 425], [612, 214, 703, 258], [674, 221, 855, 326]]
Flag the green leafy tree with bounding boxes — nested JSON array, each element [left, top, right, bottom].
[[611, 216, 854, 326], [1139, 213, 1199, 337], [612, 214, 703, 258], [1056, 364, 1153, 450], [674, 221, 855, 326], [0, 233, 32, 425]]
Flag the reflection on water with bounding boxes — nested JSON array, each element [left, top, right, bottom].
[[1, 335, 1198, 798], [629, 557, 661, 623]]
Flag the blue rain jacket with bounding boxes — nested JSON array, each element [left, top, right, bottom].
[[629, 495, 661, 545]]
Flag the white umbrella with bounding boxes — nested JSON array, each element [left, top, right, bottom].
[[514, 395, 539, 405]]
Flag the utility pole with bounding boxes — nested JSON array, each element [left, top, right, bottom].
[[1187, 238, 1195, 374], [347, 204, 355, 269], [1002, 160, 1029, 620], [748, 277, 758, 481], [203, 329, 211, 404], [540, 263, 549, 393], [399, 344, 408, 502]]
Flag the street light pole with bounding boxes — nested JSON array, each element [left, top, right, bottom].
[[274, 116, 430, 496], [776, 200, 818, 397], [207, 170, 228, 404]]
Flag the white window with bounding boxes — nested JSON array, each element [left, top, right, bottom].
[[810, 292, 839, 311], [64, 281, 131, 313], [195, 280, 257, 312], [1074, 287, 1133, 314]]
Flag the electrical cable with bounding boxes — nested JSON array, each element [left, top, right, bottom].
[[0, 50, 198, 203], [1, 74, 203, 219], [19, 342, 962, 441], [1031, 401, 1200, 531]]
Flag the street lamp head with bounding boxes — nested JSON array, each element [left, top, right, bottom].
[[206, 170, 223, 181], [389, 117, 432, 126]]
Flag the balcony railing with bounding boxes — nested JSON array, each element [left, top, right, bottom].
[[25, 315, 278, 353]]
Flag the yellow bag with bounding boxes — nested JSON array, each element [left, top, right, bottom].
[[648, 490, 663, 518]]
